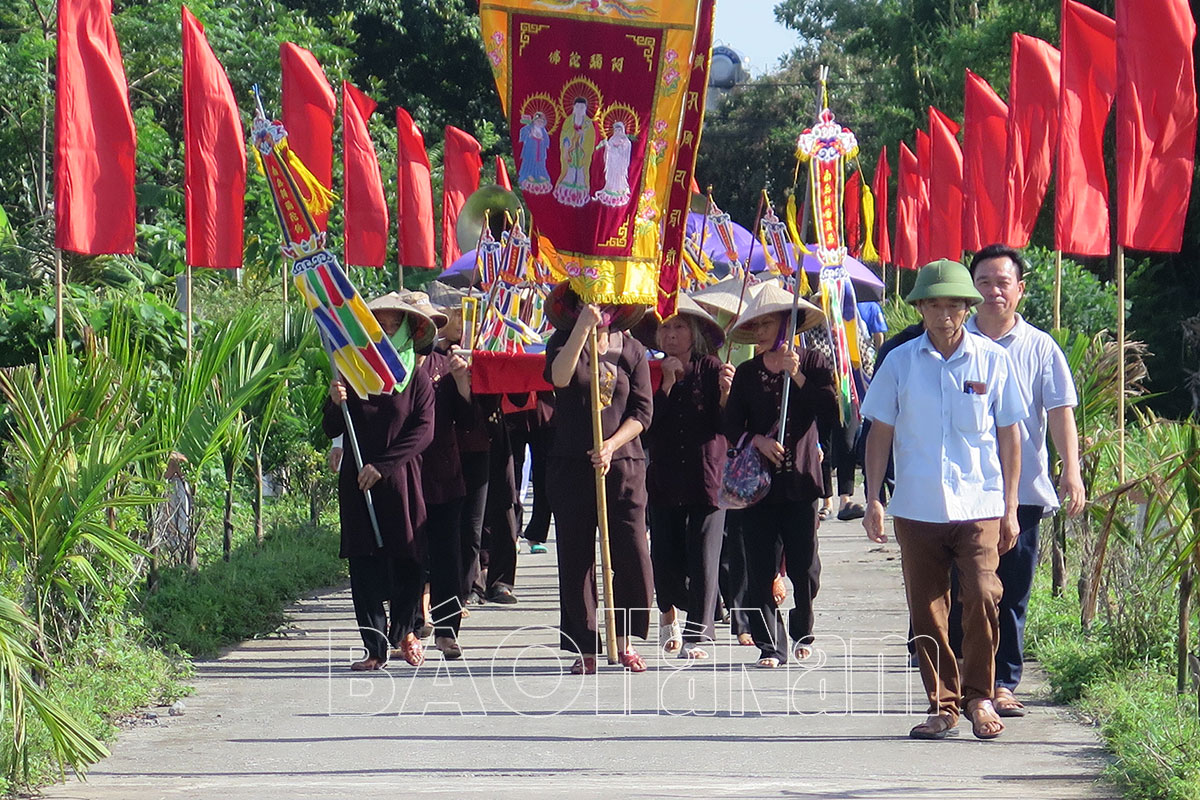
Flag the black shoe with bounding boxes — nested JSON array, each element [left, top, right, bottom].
[[464, 591, 487, 606], [485, 586, 518, 604]]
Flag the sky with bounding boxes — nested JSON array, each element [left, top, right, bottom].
[[712, 0, 800, 77]]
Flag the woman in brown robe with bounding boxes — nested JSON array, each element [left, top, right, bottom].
[[324, 293, 436, 671], [722, 282, 836, 669], [646, 296, 734, 659], [543, 283, 654, 674]]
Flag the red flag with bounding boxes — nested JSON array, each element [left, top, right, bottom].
[[342, 83, 388, 268], [396, 108, 436, 269], [916, 129, 931, 265], [1003, 34, 1061, 247], [281, 43, 335, 232], [442, 126, 482, 267], [844, 171, 862, 258], [893, 142, 921, 269], [495, 156, 513, 191], [1116, 0, 1197, 252], [928, 107, 963, 261], [873, 147, 892, 264], [1057, 1, 1116, 256], [54, 0, 136, 254], [963, 70, 1009, 252], [181, 7, 244, 269]]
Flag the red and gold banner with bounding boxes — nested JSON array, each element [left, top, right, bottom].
[[481, 0, 704, 305]]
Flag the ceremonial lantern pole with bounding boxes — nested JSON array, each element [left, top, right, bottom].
[[590, 328, 620, 663]]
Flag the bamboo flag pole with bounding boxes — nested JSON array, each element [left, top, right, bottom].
[[590, 327, 620, 664], [282, 259, 290, 330], [1053, 250, 1063, 330], [54, 248, 63, 342], [1116, 245, 1126, 482], [186, 262, 194, 361]]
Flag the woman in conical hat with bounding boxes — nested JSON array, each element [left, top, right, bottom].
[[645, 295, 735, 659], [543, 283, 654, 674], [722, 281, 837, 668], [325, 292, 437, 671]]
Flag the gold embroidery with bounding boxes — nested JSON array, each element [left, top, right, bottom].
[[601, 219, 630, 248], [518, 22, 549, 57], [625, 34, 656, 70]]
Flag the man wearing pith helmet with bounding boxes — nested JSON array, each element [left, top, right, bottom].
[[860, 259, 1028, 742]]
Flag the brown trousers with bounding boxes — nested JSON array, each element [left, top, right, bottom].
[[548, 457, 653, 655], [893, 517, 1002, 719]]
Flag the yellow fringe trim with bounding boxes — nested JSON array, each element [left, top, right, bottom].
[[861, 184, 879, 263], [281, 141, 336, 215]]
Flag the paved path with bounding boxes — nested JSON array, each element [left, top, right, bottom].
[[46, 506, 1114, 799]]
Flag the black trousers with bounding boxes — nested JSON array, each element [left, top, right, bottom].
[[548, 457, 652, 655], [458, 450, 489, 600], [821, 421, 859, 499], [348, 555, 423, 661], [650, 503, 725, 643], [510, 423, 553, 543], [484, 503, 518, 593], [720, 509, 751, 636], [425, 499, 464, 639], [742, 499, 821, 663]]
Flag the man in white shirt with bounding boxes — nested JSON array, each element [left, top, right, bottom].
[[949, 244, 1085, 718], [861, 260, 1027, 741]]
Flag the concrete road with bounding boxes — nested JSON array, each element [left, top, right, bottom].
[[44, 508, 1114, 799]]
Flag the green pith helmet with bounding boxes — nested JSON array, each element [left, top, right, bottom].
[[905, 259, 984, 306]]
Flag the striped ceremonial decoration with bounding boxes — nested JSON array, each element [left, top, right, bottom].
[[250, 101, 407, 398]]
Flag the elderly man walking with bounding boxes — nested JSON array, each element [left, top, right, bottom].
[[948, 244, 1086, 717], [861, 260, 1027, 740]]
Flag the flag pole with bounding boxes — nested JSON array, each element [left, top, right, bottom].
[[721, 191, 767, 362], [186, 262, 194, 361], [590, 327, 620, 664], [1053, 249, 1063, 330], [54, 248, 63, 342], [1116, 244, 1126, 482]]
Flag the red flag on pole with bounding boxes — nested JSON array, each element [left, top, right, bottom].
[[916, 129, 931, 265], [873, 147, 892, 264], [54, 0, 136, 254], [182, 7, 244, 269], [396, 108, 436, 270], [442, 126, 482, 267], [963, 70, 1009, 252], [844, 171, 862, 258], [928, 107, 963, 261], [281, 43, 335, 232], [1003, 34, 1061, 248], [1056, 0, 1116, 256], [495, 156, 513, 191], [1116, 0, 1197, 252], [342, 82, 388, 268], [894, 142, 920, 270]]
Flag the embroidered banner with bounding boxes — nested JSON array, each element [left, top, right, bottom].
[[480, 0, 703, 305]]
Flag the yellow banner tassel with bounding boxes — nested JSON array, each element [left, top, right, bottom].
[[861, 184, 879, 263], [282, 140, 335, 216], [785, 194, 811, 295]]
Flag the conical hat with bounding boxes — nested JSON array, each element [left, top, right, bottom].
[[664, 293, 725, 350], [727, 281, 824, 345], [690, 276, 759, 319], [366, 292, 439, 350], [545, 281, 647, 332]]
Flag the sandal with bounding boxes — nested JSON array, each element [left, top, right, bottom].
[[993, 687, 1028, 717], [818, 505, 832, 521], [680, 642, 710, 660], [660, 619, 682, 654], [793, 642, 813, 660], [771, 575, 788, 606], [908, 713, 957, 740], [350, 655, 386, 671], [965, 698, 1005, 740], [435, 636, 462, 660], [396, 633, 425, 667], [619, 648, 647, 673], [570, 655, 597, 675], [755, 657, 781, 669], [836, 502, 865, 521], [736, 632, 754, 646]]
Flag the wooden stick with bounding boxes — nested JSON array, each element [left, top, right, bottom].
[[1053, 249, 1062, 330], [590, 328, 620, 665], [54, 248, 63, 342], [186, 262, 194, 362], [1117, 244, 1126, 482]]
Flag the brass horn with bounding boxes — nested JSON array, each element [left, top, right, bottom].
[[455, 184, 525, 255]]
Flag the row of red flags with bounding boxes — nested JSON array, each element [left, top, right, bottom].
[[852, 0, 1197, 267], [55, 0, 1197, 271], [56, 0, 486, 270]]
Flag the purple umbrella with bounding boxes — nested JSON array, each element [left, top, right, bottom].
[[438, 249, 479, 287], [686, 211, 754, 264], [746, 243, 884, 302]]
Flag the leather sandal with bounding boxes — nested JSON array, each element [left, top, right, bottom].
[[660, 619, 682, 654], [570, 655, 597, 675], [772, 575, 788, 606], [619, 648, 648, 673], [908, 713, 957, 740], [680, 642, 710, 660], [993, 687, 1028, 717], [397, 633, 425, 667], [350, 655, 386, 672], [965, 698, 1005, 740]]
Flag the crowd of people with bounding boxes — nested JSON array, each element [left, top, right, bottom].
[[324, 247, 1084, 741]]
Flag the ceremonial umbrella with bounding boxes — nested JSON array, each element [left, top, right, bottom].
[[743, 244, 885, 302]]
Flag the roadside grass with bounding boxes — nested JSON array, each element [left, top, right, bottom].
[[140, 509, 346, 659], [1027, 571, 1200, 800]]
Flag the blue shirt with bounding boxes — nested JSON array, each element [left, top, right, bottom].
[[861, 330, 1028, 523], [857, 301, 887, 336]]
